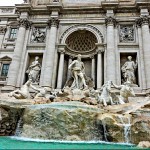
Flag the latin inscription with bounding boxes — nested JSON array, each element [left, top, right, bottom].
[[64, 0, 100, 3]]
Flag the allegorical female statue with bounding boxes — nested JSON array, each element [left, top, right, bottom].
[[26, 56, 41, 83], [121, 56, 138, 85]]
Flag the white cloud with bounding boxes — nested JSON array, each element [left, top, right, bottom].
[[0, 0, 23, 6]]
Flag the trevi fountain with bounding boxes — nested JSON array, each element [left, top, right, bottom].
[[0, 53, 150, 149], [0, 0, 150, 149]]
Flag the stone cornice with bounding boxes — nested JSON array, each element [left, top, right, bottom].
[[47, 2, 63, 12], [136, 1, 150, 10], [15, 4, 32, 13], [101, 1, 119, 11]]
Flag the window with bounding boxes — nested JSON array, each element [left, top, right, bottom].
[[1, 64, 9, 76], [9, 28, 17, 39]]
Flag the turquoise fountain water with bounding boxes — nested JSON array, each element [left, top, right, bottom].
[[0, 102, 140, 149], [0, 136, 137, 149]]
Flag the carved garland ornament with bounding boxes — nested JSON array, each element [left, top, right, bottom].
[[0, 26, 7, 34]]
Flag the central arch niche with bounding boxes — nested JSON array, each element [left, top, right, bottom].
[[61, 30, 99, 88], [65, 30, 97, 54], [57, 25, 104, 89]]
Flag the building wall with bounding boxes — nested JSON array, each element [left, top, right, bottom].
[[0, 0, 150, 93]]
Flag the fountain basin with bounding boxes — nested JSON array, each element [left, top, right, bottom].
[[0, 99, 150, 144]]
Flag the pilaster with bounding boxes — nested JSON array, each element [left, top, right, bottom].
[[41, 15, 59, 87], [6, 18, 30, 88], [136, 15, 150, 90], [105, 16, 117, 83]]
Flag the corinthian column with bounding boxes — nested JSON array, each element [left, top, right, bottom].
[[67, 56, 73, 80], [97, 49, 103, 89], [41, 17, 59, 87], [105, 16, 116, 83], [136, 22, 146, 90], [136, 16, 150, 89], [7, 19, 30, 87], [90, 55, 95, 82], [56, 49, 65, 89]]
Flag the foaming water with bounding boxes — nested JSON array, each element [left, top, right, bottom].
[[10, 136, 134, 146], [118, 115, 131, 143]]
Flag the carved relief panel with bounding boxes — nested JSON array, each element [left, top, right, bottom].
[[31, 27, 46, 43], [119, 25, 135, 43]]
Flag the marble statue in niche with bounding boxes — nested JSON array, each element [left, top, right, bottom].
[[68, 54, 88, 89], [26, 56, 41, 84], [120, 26, 134, 42], [31, 28, 46, 43], [121, 56, 138, 86]]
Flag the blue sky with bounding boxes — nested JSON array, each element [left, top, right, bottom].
[[0, 0, 23, 6]]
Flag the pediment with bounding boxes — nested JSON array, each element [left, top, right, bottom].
[[0, 56, 12, 61]]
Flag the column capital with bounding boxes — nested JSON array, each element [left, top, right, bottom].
[[0, 26, 7, 34], [136, 16, 149, 27], [19, 18, 31, 29], [89, 54, 95, 59], [105, 16, 117, 27], [58, 49, 65, 54], [48, 17, 59, 28], [69, 55, 74, 59], [96, 49, 104, 54]]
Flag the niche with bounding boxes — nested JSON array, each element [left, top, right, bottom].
[[25, 53, 43, 84], [120, 53, 139, 87]]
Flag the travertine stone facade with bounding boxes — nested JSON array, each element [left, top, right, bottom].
[[0, 0, 150, 93]]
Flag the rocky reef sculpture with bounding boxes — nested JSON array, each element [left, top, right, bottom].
[[26, 56, 41, 84], [121, 56, 138, 86]]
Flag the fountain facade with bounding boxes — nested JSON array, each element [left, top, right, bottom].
[[0, 0, 150, 148]]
